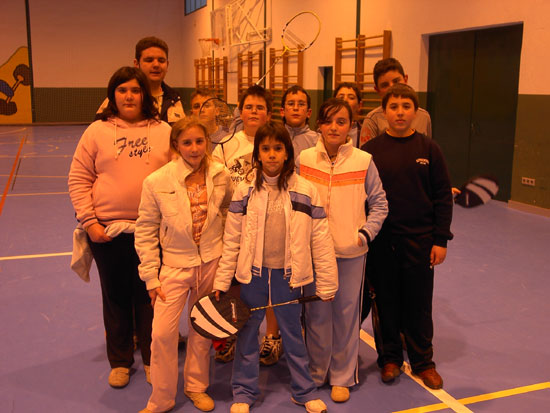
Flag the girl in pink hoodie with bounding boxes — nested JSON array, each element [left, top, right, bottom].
[[68, 66, 171, 389]]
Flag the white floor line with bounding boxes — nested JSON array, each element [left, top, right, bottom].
[[0, 174, 67, 178], [0, 252, 71, 261], [0, 127, 26, 135], [6, 191, 68, 197], [360, 329, 473, 413]]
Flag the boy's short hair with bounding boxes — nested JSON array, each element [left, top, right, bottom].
[[334, 82, 362, 103], [238, 85, 273, 113], [381, 83, 419, 110], [135, 36, 169, 61], [373, 58, 405, 88], [190, 89, 217, 102], [281, 85, 311, 108]]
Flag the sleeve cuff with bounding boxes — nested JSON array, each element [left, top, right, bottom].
[[359, 229, 371, 245]]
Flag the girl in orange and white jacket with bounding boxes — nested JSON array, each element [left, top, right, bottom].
[[297, 98, 388, 403]]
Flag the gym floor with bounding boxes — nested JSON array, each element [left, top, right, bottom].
[[1, 125, 549, 412]]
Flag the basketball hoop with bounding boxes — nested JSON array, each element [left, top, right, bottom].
[[198, 38, 220, 57]]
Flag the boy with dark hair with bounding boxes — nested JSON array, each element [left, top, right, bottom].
[[96, 36, 184, 124], [334, 82, 362, 147], [361, 83, 453, 390], [359, 58, 431, 143], [280, 85, 318, 159]]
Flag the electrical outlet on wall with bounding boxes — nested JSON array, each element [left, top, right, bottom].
[[521, 177, 536, 186]]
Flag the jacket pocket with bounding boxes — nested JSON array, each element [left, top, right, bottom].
[[155, 191, 179, 217]]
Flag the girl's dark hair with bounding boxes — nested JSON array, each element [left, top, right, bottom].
[[317, 97, 352, 127], [98, 66, 159, 121], [252, 121, 295, 191]]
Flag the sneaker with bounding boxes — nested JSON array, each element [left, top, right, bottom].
[[259, 334, 283, 366], [184, 391, 215, 412], [215, 336, 236, 363], [144, 365, 151, 384], [108, 367, 130, 388], [416, 368, 443, 389], [230, 402, 250, 413], [291, 397, 328, 413], [330, 386, 349, 403]]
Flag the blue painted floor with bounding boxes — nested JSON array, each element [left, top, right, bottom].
[[1, 125, 549, 412]]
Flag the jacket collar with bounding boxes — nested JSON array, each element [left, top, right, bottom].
[[285, 123, 311, 137], [315, 136, 353, 161], [174, 156, 224, 186]]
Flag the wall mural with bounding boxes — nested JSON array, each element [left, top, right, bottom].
[[0, 47, 32, 123], [1, 0, 32, 124]]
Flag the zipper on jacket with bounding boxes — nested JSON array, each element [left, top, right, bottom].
[[326, 162, 334, 219]]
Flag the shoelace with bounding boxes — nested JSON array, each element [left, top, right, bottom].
[[260, 337, 277, 355], [220, 338, 235, 354]]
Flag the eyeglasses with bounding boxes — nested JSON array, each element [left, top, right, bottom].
[[243, 104, 267, 112], [285, 100, 308, 108]]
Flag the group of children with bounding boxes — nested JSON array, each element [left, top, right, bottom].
[[68, 35, 453, 413]]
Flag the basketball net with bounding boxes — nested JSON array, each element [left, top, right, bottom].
[[199, 38, 220, 57]]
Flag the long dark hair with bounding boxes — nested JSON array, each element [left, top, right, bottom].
[[98, 66, 159, 121], [252, 121, 295, 191]]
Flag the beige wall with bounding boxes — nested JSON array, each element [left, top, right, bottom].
[[25, 0, 550, 94], [359, 0, 550, 95]]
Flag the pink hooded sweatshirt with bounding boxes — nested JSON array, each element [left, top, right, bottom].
[[68, 117, 172, 229]]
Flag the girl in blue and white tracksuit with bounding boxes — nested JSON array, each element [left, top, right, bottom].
[[297, 98, 388, 402], [213, 121, 338, 413]]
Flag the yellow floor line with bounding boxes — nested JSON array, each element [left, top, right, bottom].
[[6, 191, 68, 196], [393, 382, 550, 412], [360, 329, 473, 413], [360, 329, 549, 413], [0, 252, 71, 261]]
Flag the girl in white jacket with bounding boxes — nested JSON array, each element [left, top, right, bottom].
[[213, 121, 338, 413], [135, 117, 233, 413]]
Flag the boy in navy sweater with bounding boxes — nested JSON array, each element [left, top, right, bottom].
[[361, 83, 453, 390]]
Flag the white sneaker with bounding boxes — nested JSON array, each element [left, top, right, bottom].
[[230, 402, 250, 413], [292, 397, 328, 413]]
